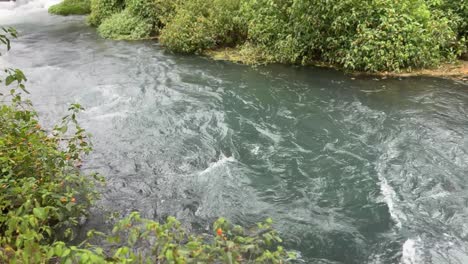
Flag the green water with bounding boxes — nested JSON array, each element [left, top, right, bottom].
[[2, 13, 468, 264]]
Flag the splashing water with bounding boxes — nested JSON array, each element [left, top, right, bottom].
[[0, 0, 60, 24]]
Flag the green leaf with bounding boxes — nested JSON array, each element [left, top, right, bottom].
[[128, 230, 138, 245], [55, 244, 63, 256], [5, 75, 15, 86], [165, 250, 174, 261], [288, 251, 297, 259], [33, 207, 46, 220], [62, 248, 71, 257]]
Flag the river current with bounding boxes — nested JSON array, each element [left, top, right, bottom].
[[1, 2, 468, 263]]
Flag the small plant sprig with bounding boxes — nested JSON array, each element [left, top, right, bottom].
[[0, 27, 17, 54]]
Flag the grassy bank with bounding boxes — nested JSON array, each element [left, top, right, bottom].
[[206, 48, 468, 80]]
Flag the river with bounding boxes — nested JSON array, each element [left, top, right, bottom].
[[1, 1, 468, 263]]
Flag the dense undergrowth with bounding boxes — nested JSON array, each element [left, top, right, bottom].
[[49, 0, 91, 16], [0, 28, 294, 263], [49, 0, 467, 72]]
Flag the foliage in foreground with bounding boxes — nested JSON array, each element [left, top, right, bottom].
[[80, 0, 467, 72], [0, 27, 293, 263], [49, 0, 91, 16], [0, 27, 100, 262], [83, 213, 294, 263]]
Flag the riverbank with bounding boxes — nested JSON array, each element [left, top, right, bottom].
[[47, 0, 467, 74], [366, 60, 468, 81], [206, 48, 468, 81], [356, 61, 468, 81]]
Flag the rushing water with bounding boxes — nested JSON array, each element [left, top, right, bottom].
[[1, 2, 468, 263]]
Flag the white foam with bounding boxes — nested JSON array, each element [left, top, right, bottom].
[[375, 139, 407, 230], [0, 0, 61, 24], [251, 146, 259, 155], [401, 238, 423, 264], [378, 176, 405, 229], [199, 155, 235, 175], [324, 142, 367, 162], [88, 111, 127, 120]]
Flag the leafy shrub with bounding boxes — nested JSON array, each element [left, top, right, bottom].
[[125, 0, 170, 23], [0, 27, 101, 263], [429, 0, 467, 56], [336, 1, 460, 71], [125, 0, 157, 19], [239, 0, 461, 71], [0, 103, 101, 262], [125, 0, 178, 33], [159, 0, 216, 54], [436, 0, 468, 38], [98, 9, 153, 40], [89, 0, 176, 38], [48, 0, 91, 16], [239, 0, 307, 64], [2, 212, 295, 263], [82, 213, 295, 263], [160, 0, 245, 54], [87, 0, 125, 26]]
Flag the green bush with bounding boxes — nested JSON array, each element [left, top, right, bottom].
[[240, 0, 303, 64], [159, 0, 216, 54], [82, 213, 295, 263], [430, 0, 467, 56], [0, 102, 101, 262], [87, 0, 125, 26], [160, 0, 245, 54], [89, 0, 177, 39], [335, 1, 460, 71], [0, 27, 100, 263], [436, 0, 468, 38], [98, 9, 153, 40], [125, 0, 161, 22], [48, 0, 91, 15], [125, 0, 178, 32], [238, 0, 462, 71]]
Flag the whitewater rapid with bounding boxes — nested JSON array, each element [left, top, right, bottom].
[[0, 0, 60, 24]]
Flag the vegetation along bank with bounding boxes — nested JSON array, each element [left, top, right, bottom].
[[49, 0, 468, 74]]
